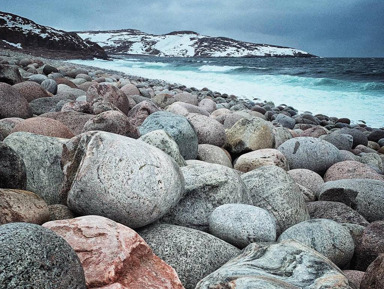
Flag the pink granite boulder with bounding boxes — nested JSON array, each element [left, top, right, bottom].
[[120, 83, 140, 96], [324, 161, 384, 182], [13, 81, 51, 102], [198, 98, 216, 113], [43, 215, 184, 289], [0, 83, 32, 119], [288, 169, 324, 197], [10, 116, 74, 138], [360, 254, 384, 289], [186, 113, 226, 146], [40, 111, 93, 135]]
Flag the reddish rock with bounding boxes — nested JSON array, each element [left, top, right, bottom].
[[0, 83, 32, 119], [11, 116, 75, 138], [120, 83, 140, 96], [0, 189, 50, 225], [61, 101, 92, 114], [87, 83, 130, 115], [352, 221, 384, 271], [127, 100, 160, 128], [186, 113, 226, 146], [324, 161, 384, 182], [167, 102, 210, 117], [13, 81, 51, 102], [288, 169, 324, 197], [300, 126, 328, 138], [43, 215, 184, 289], [343, 270, 364, 289], [360, 254, 384, 289], [82, 110, 138, 138], [40, 111, 93, 135]]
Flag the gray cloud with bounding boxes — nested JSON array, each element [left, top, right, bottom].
[[1, 0, 383, 57]]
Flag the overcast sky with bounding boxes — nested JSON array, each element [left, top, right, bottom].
[[2, 0, 384, 57]]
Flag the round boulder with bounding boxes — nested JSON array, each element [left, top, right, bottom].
[[139, 223, 240, 289], [278, 219, 355, 268], [41, 111, 93, 135], [160, 162, 251, 231], [324, 160, 384, 182], [174, 92, 198, 105], [139, 111, 198, 160], [278, 137, 341, 175], [339, 128, 368, 148], [241, 165, 309, 235], [186, 113, 226, 146], [0, 83, 32, 119], [0, 142, 27, 189], [360, 254, 384, 289], [209, 204, 277, 248], [197, 144, 232, 168], [11, 116, 74, 138], [198, 98, 216, 113], [13, 81, 50, 102], [287, 168, 324, 197], [64, 131, 185, 228], [234, 148, 289, 172], [41, 78, 58, 94], [0, 222, 86, 288]]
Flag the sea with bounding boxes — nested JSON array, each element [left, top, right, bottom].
[[70, 56, 384, 128]]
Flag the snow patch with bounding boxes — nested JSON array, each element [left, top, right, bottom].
[[2, 40, 22, 49]]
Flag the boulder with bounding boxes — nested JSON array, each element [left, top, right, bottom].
[[0, 142, 27, 189], [139, 129, 186, 167], [43, 64, 58, 75], [120, 83, 140, 96], [139, 223, 240, 289], [41, 78, 58, 94], [198, 98, 216, 113], [0, 189, 50, 225], [273, 126, 293, 148], [11, 116, 75, 138], [139, 111, 198, 160], [297, 184, 316, 202], [57, 84, 85, 98], [278, 137, 341, 175], [86, 83, 130, 114], [275, 113, 296, 129], [13, 81, 50, 102], [343, 270, 365, 289], [0, 117, 24, 137], [4, 132, 67, 204], [339, 128, 369, 148], [368, 129, 384, 143], [28, 73, 48, 84], [43, 216, 184, 289], [29, 95, 73, 115], [322, 132, 354, 150], [225, 117, 275, 154], [151, 93, 176, 108], [48, 204, 75, 221], [209, 204, 276, 248], [173, 92, 198, 105], [167, 101, 210, 116], [0, 222, 86, 288], [82, 110, 137, 137], [197, 144, 232, 168], [0, 83, 32, 119], [360, 254, 384, 289], [359, 153, 384, 173], [186, 113, 226, 146], [352, 221, 384, 271], [234, 148, 289, 172], [300, 126, 328, 138], [278, 219, 355, 268], [195, 240, 353, 289], [127, 100, 160, 128], [287, 169, 324, 197], [324, 161, 384, 182], [0, 64, 22, 84], [307, 201, 369, 226], [63, 131, 185, 228], [160, 162, 251, 231], [41, 111, 93, 135], [241, 166, 309, 235]]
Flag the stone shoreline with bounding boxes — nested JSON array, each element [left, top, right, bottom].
[[1, 48, 384, 289]]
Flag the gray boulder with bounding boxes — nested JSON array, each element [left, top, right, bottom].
[[339, 128, 368, 148], [242, 166, 309, 235], [139, 129, 186, 167], [64, 131, 185, 228], [195, 240, 353, 289], [138, 223, 240, 289], [41, 78, 58, 94], [197, 144, 232, 168], [4, 132, 66, 204], [186, 113, 227, 146], [139, 111, 198, 160], [275, 113, 296, 129], [321, 132, 353, 150], [209, 204, 276, 248], [318, 179, 384, 221], [278, 219, 355, 268], [0, 64, 22, 84], [0, 222, 86, 288], [278, 137, 341, 175], [160, 162, 251, 231], [0, 142, 27, 190]]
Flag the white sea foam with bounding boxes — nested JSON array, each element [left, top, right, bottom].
[[69, 58, 384, 128], [199, 65, 241, 72]]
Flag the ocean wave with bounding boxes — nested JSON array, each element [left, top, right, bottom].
[[360, 82, 384, 91], [199, 65, 241, 72]]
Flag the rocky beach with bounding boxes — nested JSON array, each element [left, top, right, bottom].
[[1, 48, 384, 289]]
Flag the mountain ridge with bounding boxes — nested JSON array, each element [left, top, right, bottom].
[[76, 29, 316, 58]]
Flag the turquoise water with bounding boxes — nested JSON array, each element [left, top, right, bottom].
[[70, 56, 384, 128]]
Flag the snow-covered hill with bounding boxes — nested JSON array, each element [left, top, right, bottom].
[[0, 11, 107, 59], [77, 29, 315, 58]]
